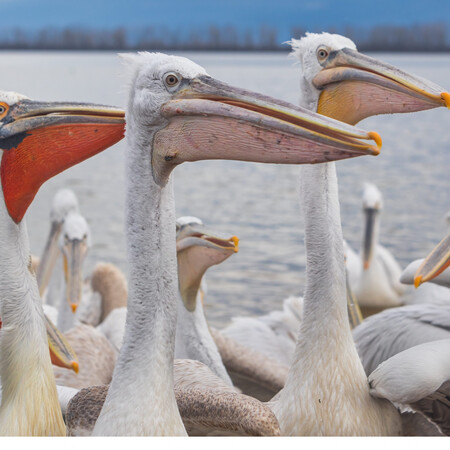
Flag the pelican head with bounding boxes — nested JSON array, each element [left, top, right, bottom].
[[0, 90, 125, 224], [60, 212, 91, 313], [121, 52, 382, 186], [361, 183, 383, 270], [290, 33, 449, 124], [37, 189, 80, 294], [176, 216, 238, 312]]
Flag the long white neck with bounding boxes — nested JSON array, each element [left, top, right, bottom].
[[175, 288, 233, 386], [92, 118, 186, 435], [271, 84, 397, 436], [0, 185, 65, 435]]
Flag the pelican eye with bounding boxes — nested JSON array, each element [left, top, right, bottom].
[[0, 102, 9, 119], [317, 48, 329, 61], [164, 73, 180, 88]]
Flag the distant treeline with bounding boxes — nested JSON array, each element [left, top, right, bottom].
[[0, 23, 449, 51]]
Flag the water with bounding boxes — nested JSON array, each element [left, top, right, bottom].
[[1, 51, 449, 327]]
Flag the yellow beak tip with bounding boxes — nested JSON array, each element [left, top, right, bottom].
[[231, 236, 240, 253], [440, 92, 450, 109], [414, 275, 422, 288], [71, 361, 79, 374], [71, 303, 78, 313], [368, 131, 382, 153]]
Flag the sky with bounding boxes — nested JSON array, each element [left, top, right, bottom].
[[2, 0, 449, 41]]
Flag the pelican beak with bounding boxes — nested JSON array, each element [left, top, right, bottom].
[[151, 75, 382, 185], [313, 48, 449, 124], [45, 314, 79, 373], [362, 207, 378, 270], [414, 233, 450, 287], [0, 100, 125, 223], [62, 237, 88, 313], [36, 220, 63, 295], [176, 222, 239, 311], [345, 268, 363, 328]]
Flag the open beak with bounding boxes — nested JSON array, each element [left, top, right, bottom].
[[414, 233, 450, 287], [313, 48, 449, 125], [36, 220, 63, 295], [176, 222, 239, 311], [62, 238, 88, 313], [45, 314, 79, 373], [0, 100, 124, 223], [177, 222, 239, 254], [362, 207, 378, 270], [151, 75, 381, 185]]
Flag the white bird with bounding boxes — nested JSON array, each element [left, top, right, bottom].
[[56, 211, 92, 332], [174, 216, 238, 386], [347, 183, 405, 316], [37, 188, 79, 304], [355, 233, 450, 376], [87, 51, 380, 436], [369, 339, 450, 435], [353, 302, 450, 375], [268, 32, 449, 436], [174, 216, 290, 400], [0, 90, 124, 435]]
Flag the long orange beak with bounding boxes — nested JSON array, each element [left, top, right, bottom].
[[0, 99, 125, 223]]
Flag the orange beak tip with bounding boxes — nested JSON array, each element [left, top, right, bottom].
[[71, 303, 78, 313], [368, 131, 382, 154], [71, 361, 79, 374], [440, 92, 450, 109], [231, 236, 240, 253], [414, 275, 422, 288], [363, 261, 370, 270]]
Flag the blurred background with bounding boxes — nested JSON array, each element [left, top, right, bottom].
[[1, 1, 449, 326], [1, 0, 450, 51]]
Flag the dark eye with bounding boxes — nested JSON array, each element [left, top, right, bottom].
[[0, 106, 5, 114], [165, 73, 180, 87], [317, 48, 329, 60]]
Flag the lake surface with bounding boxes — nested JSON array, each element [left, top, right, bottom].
[[1, 51, 449, 327]]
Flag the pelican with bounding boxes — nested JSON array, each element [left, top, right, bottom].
[[88, 52, 380, 436], [39, 202, 128, 329], [37, 188, 79, 302], [355, 233, 450, 375], [349, 183, 405, 316], [174, 216, 238, 385], [174, 216, 289, 399], [55, 211, 91, 332], [267, 33, 449, 435], [0, 90, 124, 435], [66, 359, 281, 436]]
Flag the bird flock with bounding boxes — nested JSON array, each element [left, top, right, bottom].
[[0, 32, 448, 437]]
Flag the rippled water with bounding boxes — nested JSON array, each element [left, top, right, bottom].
[[1, 51, 449, 327]]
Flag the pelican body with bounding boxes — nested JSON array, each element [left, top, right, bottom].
[[0, 91, 124, 435], [92, 52, 380, 436]]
